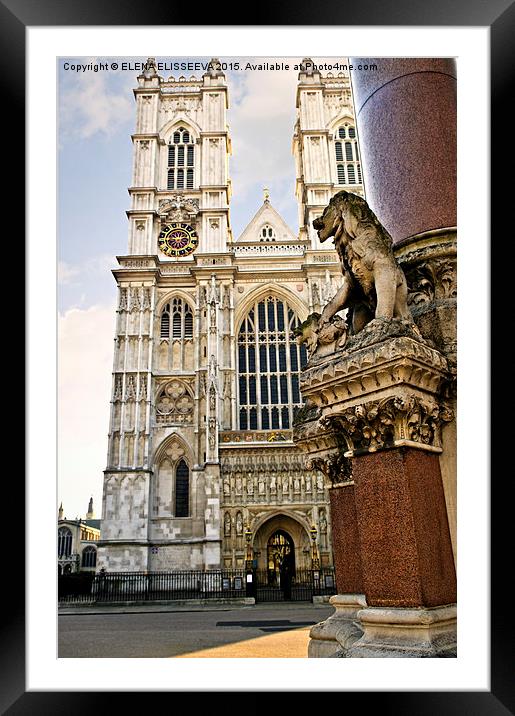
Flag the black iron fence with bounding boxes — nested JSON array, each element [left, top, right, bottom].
[[58, 567, 336, 605], [254, 567, 336, 603], [58, 569, 248, 605]]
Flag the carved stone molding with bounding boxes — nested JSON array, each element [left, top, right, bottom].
[[300, 335, 449, 404], [158, 196, 199, 224], [293, 410, 352, 488], [396, 230, 457, 372], [155, 379, 194, 425], [295, 333, 454, 457], [306, 451, 353, 488]]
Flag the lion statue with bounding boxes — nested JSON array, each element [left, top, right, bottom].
[[312, 190, 411, 335]]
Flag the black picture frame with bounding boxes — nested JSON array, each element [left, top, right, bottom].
[[9, 0, 504, 712]]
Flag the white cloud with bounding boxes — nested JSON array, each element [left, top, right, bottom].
[[58, 260, 80, 285], [58, 254, 116, 287], [227, 56, 351, 234], [58, 302, 116, 519], [59, 60, 133, 141], [229, 61, 300, 202]]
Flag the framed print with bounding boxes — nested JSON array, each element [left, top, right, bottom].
[[8, 0, 505, 711]]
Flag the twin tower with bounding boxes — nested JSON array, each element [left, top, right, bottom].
[[97, 57, 364, 574]]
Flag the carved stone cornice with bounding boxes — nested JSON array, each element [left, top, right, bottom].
[[295, 333, 454, 457], [300, 335, 449, 405]]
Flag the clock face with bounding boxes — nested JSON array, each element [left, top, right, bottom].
[[158, 222, 199, 257]]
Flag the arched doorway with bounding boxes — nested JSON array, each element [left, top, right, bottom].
[[252, 514, 315, 602], [267, 530, 295, 597]]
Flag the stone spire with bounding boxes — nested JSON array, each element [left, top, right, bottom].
[[58, 502, 63, 520], [143, 57, 158, 79], [203, 58, 225, 79], [86, 496, 94, 520], [263, 186, 270, 203]]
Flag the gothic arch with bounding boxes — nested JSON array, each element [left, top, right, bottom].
[[153, 432, 193, 468], [155, 293, 196, 371], [159, 116, 202, 144], [327, 111, 355, 134], [235, 288, 308, 430], [155, 289, 195, 316], [234, 283, 308, 332], [251, 511, 313, 571], [151, 434, 193, 519], [250, 508, 312, 540]]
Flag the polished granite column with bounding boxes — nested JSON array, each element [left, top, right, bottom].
[[350, 58, 457, 243]]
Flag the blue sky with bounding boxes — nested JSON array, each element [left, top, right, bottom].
[[58, 56, 309, 313], [57, 56, 335, 520]]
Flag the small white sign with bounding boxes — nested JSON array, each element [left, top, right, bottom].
[[246, 574, 253, 583]]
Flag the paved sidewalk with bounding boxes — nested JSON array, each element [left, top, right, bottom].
[[58, 602, 334, 658], [175, 625, 314, 658]]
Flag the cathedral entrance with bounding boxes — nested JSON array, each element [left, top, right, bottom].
[[266, 530, 295, 599], [253, 515, 318, 602]]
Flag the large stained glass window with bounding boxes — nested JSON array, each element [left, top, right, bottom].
[[237, 295, 307, 430]]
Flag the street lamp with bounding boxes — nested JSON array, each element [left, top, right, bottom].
[[244, 525, 253, 570], [310, 524, 320, 571]]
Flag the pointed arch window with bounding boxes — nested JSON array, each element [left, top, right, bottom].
[[237, 296, 307, 430], [160, 306, 170, 338], [259, 224, 276, 242], [335, 123, 361, 187], [81, 546, 97, 568], [168, 127, 195, 190], [160, 298, 193, 340], [175, 459, 190, 517], [58, 527, 72, 557]]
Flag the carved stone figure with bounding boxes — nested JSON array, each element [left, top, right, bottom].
[[294, 312, 347, 355], [258, 475, 265, 494], [209, 384, 217, 411], [312, 283, 320, 308], [312, 190, 411, 335], [224, 512, 231, 536], [236, 511, 243, 535]]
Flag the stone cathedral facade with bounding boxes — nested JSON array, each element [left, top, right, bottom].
[[97, 58, 364, 574]]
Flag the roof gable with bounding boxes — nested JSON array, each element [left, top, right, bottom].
[[237, 201, 297, 243]]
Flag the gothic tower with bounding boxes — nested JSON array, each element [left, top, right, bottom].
[[97, 58, 230, 571], [293, 58, 364, 246], [97, 58, 363, 574]]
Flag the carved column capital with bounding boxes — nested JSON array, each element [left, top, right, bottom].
[[293, 408, 353, 488], [321, 394, 454, 455], [305, 450, 353, 488]]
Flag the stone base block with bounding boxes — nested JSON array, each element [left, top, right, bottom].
[[308, 594, 367, 658], [312, 595, 332, 605], [346, 604, 457, 658]]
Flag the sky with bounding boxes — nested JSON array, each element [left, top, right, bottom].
[[58, 56, 345, 520]]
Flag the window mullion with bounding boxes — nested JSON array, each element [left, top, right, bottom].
[[255, 311, 262, 429], [284, 309, 293, 428]]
